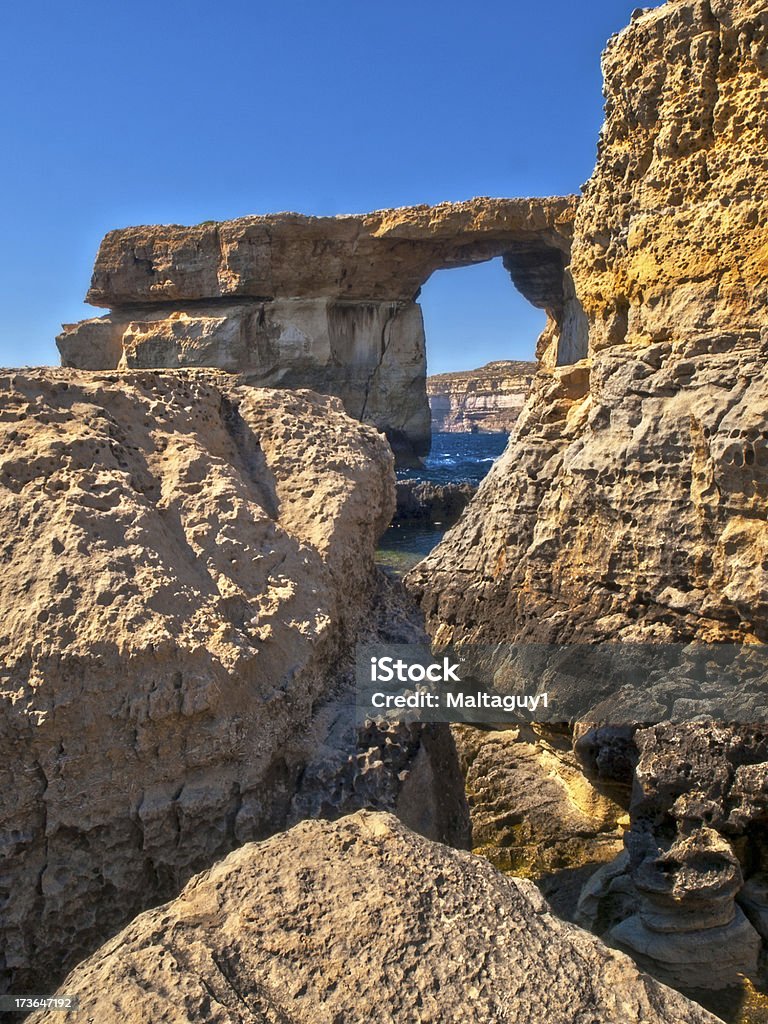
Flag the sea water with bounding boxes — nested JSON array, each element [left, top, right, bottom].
[[376, 432, 508, 575]]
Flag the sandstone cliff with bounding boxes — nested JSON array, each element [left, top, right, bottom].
[[57, 197, 579, 463], [0, 369, 470, 996], [28, 812, 720, 1024], [428, 359, 536, 432]]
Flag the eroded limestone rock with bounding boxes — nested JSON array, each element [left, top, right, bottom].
[[59, 298, 432, 463], [453, 724, 627, 918], [83, 198, 577, 307], [393, 480, 476, 528], [408, 0, 768, 645], [0, 368, 433, 994], [576, 722, 768, 990], [404, 0, 768, 996], [28, 812, 721, 1024]]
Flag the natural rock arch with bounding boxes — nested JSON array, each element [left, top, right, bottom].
[[58, 197, 588, 462]]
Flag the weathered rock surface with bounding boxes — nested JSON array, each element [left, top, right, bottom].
[[59, 299, 432, 464], [83, 198, 577, 307], [287, 570, 471, 849], [29, 811, 721, 1024], [404, 0, 768, 997], [609, 721, 768, 990], [579, 722, 768, 992], [58, 198, 580, 463], [428, 359, 536, 433], [453, 724, 627, 918], [0, 368, 457, 995], [408, 0, 768, 647]]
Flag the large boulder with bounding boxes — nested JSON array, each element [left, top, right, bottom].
[[0, 368, 403, 993], [29, 811, 720, 1024]]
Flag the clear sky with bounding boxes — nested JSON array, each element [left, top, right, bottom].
[[0, 0, 645, 373]]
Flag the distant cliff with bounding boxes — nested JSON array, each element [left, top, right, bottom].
[[427, 360, 537, 433]]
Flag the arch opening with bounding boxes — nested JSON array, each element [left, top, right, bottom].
[[377, 245, 589, 574]]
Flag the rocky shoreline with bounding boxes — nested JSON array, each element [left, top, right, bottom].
[[2, 1, 767, 1022]]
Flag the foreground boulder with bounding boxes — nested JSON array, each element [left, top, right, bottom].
[[0, 368, 403, 993], [29, 812, 720, 1024]]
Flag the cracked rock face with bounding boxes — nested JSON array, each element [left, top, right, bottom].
[[28, 811, 721, 1024], [57, 198, 578, 463], [60, 299, 433, 464], [0, 368, 399, 994]]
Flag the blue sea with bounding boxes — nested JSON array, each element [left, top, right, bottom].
[[376, 432, 508, 575]]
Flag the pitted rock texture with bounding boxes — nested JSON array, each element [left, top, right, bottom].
[[574, 0, 768, 356], [28, 812, 721, 1024], [403, 0, 768, 997], [0, 368, 397, 995], [606, 722, 768, 990], [428, 359, 537, 433], [408, 0, 768, 646], [58, 198, 580, 464]]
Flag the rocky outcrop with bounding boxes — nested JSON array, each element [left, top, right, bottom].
[[608, 721, 768, 991], [0, 368, 469, 996], [576, 722, 768, 993], [428, 360, 536, 433], [405, 0, 768, 997], [29, 811, 721, 1024], [408, 0, 768, 646], [57, 198, 579, 463]]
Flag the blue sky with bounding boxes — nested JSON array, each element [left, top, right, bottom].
[[0, 0, 644, 373]]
